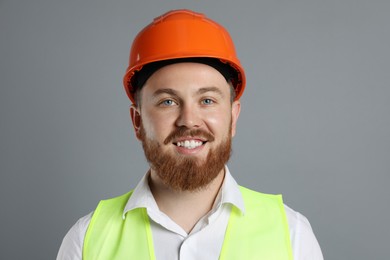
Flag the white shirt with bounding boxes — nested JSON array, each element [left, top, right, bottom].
[[57, 166, 323, 259]]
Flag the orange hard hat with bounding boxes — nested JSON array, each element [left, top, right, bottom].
[[123, 9, 246, 104]]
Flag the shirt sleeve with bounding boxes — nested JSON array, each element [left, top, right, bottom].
[[284, 205, 324, 260], [56, 212, 92, 260]]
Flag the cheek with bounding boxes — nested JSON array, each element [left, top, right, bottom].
[[203, 111, 232, 134], [204, 115, 220, 126], [141, 112, 174, 141], [140, 112, 157, 139]]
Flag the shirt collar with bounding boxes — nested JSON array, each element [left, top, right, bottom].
[[122, 171, 158, 219], [219, 166, 246, 214], [122, 165, 245, 219]]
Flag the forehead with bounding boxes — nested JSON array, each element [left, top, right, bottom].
[[141, 62, 231, 98]]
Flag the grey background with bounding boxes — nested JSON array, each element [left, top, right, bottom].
[[1, 0, 389, 259]]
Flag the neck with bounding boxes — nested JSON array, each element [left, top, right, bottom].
[[149, 167, 225, 233]]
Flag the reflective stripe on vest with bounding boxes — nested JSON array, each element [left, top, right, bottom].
[[83, 186, 293, 259]]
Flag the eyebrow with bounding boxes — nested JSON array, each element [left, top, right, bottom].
[[196, 87, 224, 97], [152, 88, 179, 98]]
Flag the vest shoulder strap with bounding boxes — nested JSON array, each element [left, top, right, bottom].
[[83, 191, 155, 260], [219, 186, 293, 260]]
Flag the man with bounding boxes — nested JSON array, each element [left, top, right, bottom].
[[57, 9, 323, 259]]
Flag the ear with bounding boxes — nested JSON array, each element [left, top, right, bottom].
[[130, 105, 142, 140], [230, 100, 241, 137]]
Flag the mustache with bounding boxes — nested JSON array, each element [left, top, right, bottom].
[[164, 128, 215, 145]]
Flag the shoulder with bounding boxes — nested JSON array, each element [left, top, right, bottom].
[[284, 204, 324, 260], [56, 191, 134, 259], [284, 204, 313, 237], [56, 212, 93, 260], [238, 186, 323, 259]]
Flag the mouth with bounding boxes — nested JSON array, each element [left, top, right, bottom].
[[173, 139, 207, 150]]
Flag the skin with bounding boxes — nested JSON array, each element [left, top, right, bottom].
[[130, 62, 241, 233]]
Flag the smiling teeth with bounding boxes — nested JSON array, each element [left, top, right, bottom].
[[177, 140, 203, 149]]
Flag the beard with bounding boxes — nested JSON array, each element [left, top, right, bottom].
[[139, 124, 232, 192]]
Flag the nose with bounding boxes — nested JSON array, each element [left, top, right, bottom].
[[175, 104, 202, 128]]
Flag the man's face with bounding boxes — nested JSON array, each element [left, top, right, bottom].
[[131, 62, 241, 191]]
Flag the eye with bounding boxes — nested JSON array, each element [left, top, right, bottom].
[[160, 99, 177, 106], [201, 98, 214, 105]]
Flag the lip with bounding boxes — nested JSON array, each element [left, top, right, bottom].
[[173, 136, 207, 143], [172, 137, 208, 155], [175, 142, 206, 155]]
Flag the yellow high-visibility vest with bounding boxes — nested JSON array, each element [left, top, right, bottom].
[[83, 186, 293, 260]]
